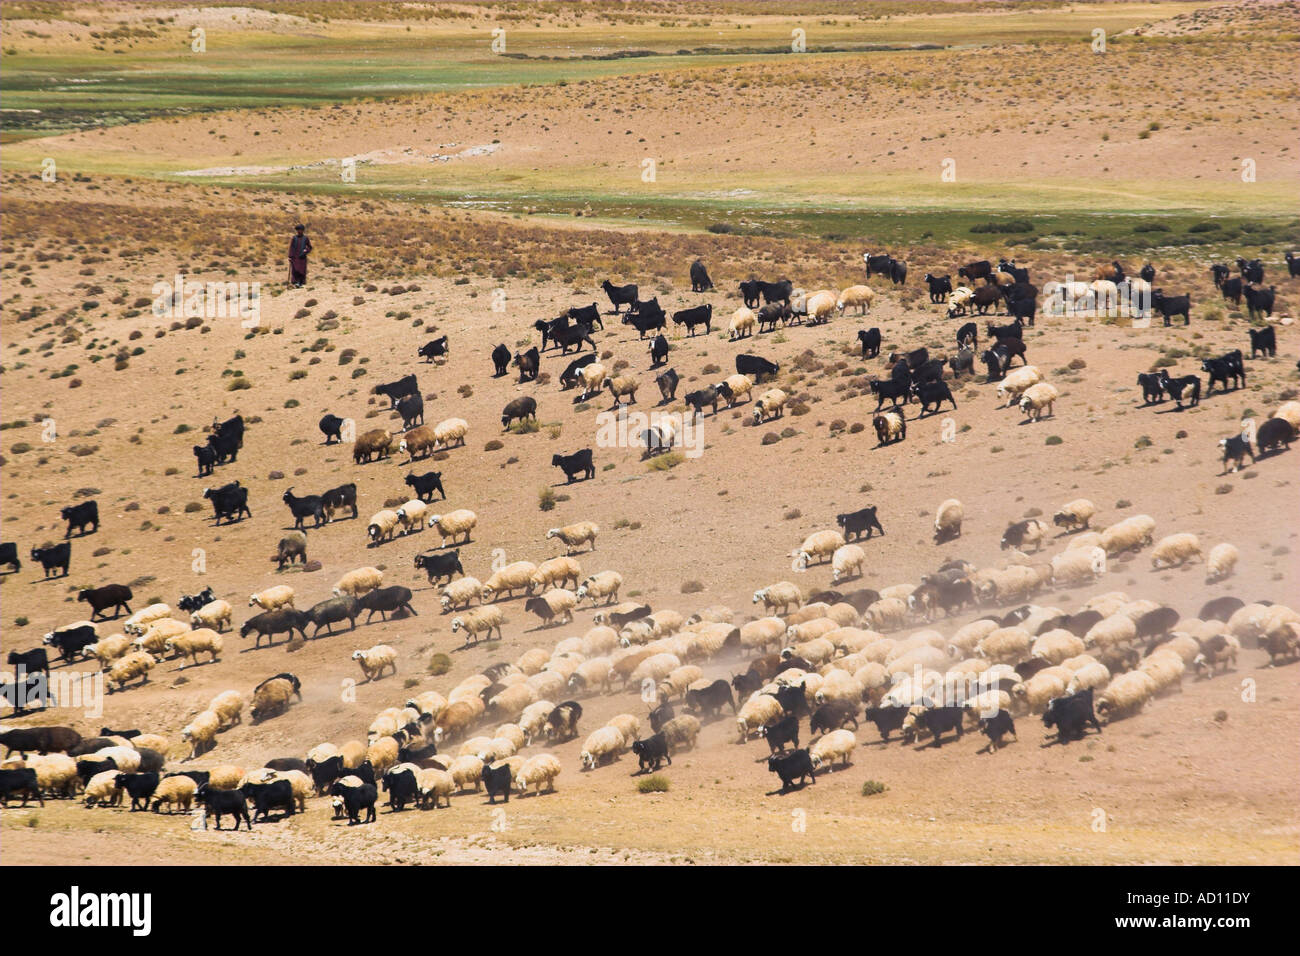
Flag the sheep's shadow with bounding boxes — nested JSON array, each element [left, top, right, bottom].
[[765, 782, 813, 796]]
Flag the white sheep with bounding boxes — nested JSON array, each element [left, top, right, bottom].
[[122, 603, 170, 636], [1011, 672, 1067, 714], [150, 775, 196, 813], [440, 576, 484, 612], [433, 417, 469, 450], [27, 753, 79, 798], [427, 508, 478, 547], [578, 363, 608, 400], [333, 566, 383, 598], [1053, 498, 1096, 532], [93, 745, 142, 773], [580, 726, 626, 769], [829, 544, 867, 584], [449, 754, 484, 792], [809, 728, 857, 770], [189, 599, 232, 633], [740, 617, 788, 653], [352, 644, 397, 682], [166, 628, 223, 668], [996, 366, 1042, 405], [133, 618, 190, 659], [488, 683, 538, 721], [516, 753, 561, 795], [547, 520, 599, 554], [1031, 629, 1085, 665], [395, 499, 429, 534], [90, 634, 132, 668], [737, 693, 783, 740], [790, 529, 846, 571], [630, 652, 682, 687], [451, 605, 506, 644], [728, 306, 757, 340], [531, 556, 582, 593], [1204, 543, 1239, 583], [836, 285, 875, 315], [106, 651, 154, 692], [813, 669, 865, 706], [574, 571, 622, 607], [1274, 400, 1300, 434], [1150, 532, 1202, 569], [752, 581, 802, 615], [947, 619, 999, 659], [1138, 650, 1185, 694], [1099, 515, 1156, 556], [1065, 661, 1111, 694], [978, 627, 1033, 666], [864, 597, 909, 632], [1018, 382, 1059, 422], [1084, 613, 1137, 649], [207, 689, 244, 729], [753, 388, 789, 424], [806, 290, 837, 323], [514, 647, 550, 676], [248, 585, 295, 611], [482, 560, 537, 601], [934, 498, 963, 542], [1051, 546, 1107, 587], [367, 508, 401, 545], [181, 710, 222, 759], [83, 770, 123, 808], [1065, 531, 1104, 552], [717, 373, 754, 407]]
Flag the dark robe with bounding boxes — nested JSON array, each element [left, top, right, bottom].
[[288, 234, 312, 286]]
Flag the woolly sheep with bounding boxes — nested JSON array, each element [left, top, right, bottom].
[[1192, 634, 1241, 677], [131, 734, 169, 755], [515, 753, 561, 795], [94, 746, 142, 774], [630, 652, 681, 688], [458, 736, 495, 758], [962, 689, 1012, 723], [250, 677, 295, 722], [433, 417, 469, 450], [528, 669, 568, 701], [728, 306, 757, 340], [206, 765, 246, 791], [150, 774, 196, 813], [885, 644, 947, 677], [1065, 661, 1111, 694], [398, 425, 436, 460], [825, 626, 880, 656], [207, 689, 244, 729], [996, 366, 1042, 405], [1051, 546, 1107, 587], [91, 634, 132, 668], [1065, 531, 1105, 551], [718, 373, 754, 407], [809, 728, 857, 770], [133, 618, 190, 658], [753, 387, 788, 424], [578, 363, 607, 400], [181, 710, 222, 759], [166, 628, 223, 668], [836, 285, 875, 315], [806, 290, 837, 323], [1053, 498, 1096, 532], [28, 753, 79, 798], [1018, 382, 1059, 421], [548, 520, 599, 554], [1150, 533, 1202, 569], [531, 556, 582, 593], [248, 585, 295, 611], [527, 588, 578, 627], [488, 683, 538, 721], [790, 529, 846, 571], [123, 603, 171, 636], [395, 499, 430, 534], [814, 669, 865, 706], [827, 544, 866, 584], [660, 714, 702, 754], [441, 576, 484, 612], [367, 509, 401, 545], [333, 566, 383, 598], [934, 498, 963, 542], [494, 723, 527, 752], [427, 509, 478, 548], [415, 768, 456, 809], [579, 624, 620, 657], [353, 427, 394, 464], [306, 743, 340, 766], [189, 599, 233, 633], [518, 700, 556, 744], [752, 581, 802, 615], [1012, 672, 1067, 714], [879, 583, 916, 603], [482, 560, 537, 601], [1084, 591, 1132, 616], [948, 619, 999, 658], [1084, 614, 1137, 649], [1273, 400, 1300, 433], [451, 605, 506, 644], [786, 618, 839, 646], [657, 665, 704, 700], [1031, 629, 1086, 665], [580, 726, 626, 769], [603, 375, 640, 405], [978, 627, 1033, 666], [84, 770, 123, 808], [368, 714, 399, 740], [1138, 650, 1185, 693], [352, 644, 398, 682], [450, 674, 493, 701], [864, 597, 909, 632], [107, 651, 154, 692], [1099, 515, 1156, 556], [740, 617, 788, 653], [448, 754, 484, 792], [1205, 543, 1239, 583], [366, 736, 399, 776]]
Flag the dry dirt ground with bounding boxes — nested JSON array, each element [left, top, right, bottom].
[[1, 2, 1298, 867]]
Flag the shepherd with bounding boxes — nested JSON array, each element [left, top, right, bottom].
[[288, 223, 312, 288]]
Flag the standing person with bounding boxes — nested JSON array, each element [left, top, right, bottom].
[[287, 224, 312, 288]]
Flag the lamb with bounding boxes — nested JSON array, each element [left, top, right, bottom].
[[366, 509, 401, 545], [207, 689, 244, 729], [1084, 614, 1137, 649], [165, 628, 223, 668], [996, 366, 1042, 406], [1031, 629, 1086, 666], [791, 529, 847, 571], [426, 509, 478, 548], [83, 769, 123, 808], [1018, 382, 1059, 422], [353, 427, 394, 464], [451, 605, 506, 645], [441, 576, 484, 612], [531, 556, 582, 593], [576, 571, 623, 607], [736, 693, 784, 741], [250, 677, 296, 722], [395, 499, 429, 535], [106, 651, 154, 692], [1149, 532, 1202, 570], [123, 603, 171, 636], [515, 754, 561, 795], [1099, 515, 1156, 556], [933, 498, 963, 543], [1205, 543, 1239, 583], [181, 710, 222, 759], [752, 581, 803, 615], [728, 306, 757, 340], [1051, 546, 1107, 587], [352, 644, 397, 682], [808, 728, 856, 771], [836, 285, 875, 315], [248, 585, 295, 611], [978, 627, 1033, 666], [829, 544, 866, 584], [476, 562, 537, 604], [753, 388, 788, 423], [1053, 499, 1096, 532], [547, 521, 599, 554], [580, 726, 626, 769], [333, 566, 383, 598], [150, 775, 197, 813], [603, 375, 640, 406]]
